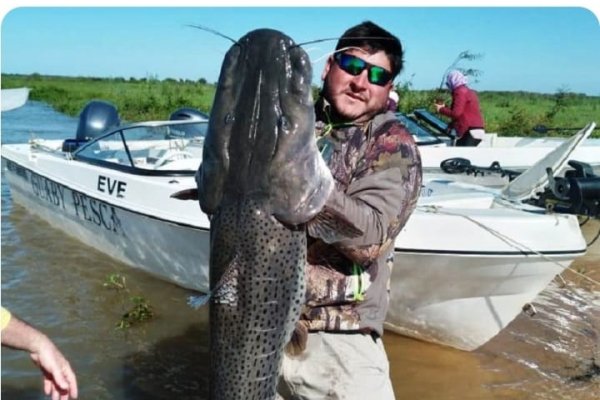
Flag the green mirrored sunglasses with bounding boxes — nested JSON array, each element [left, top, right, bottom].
[[333, 53, 393, 86]]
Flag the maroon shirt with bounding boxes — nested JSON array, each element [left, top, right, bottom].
[[439, 85, 484, 137]]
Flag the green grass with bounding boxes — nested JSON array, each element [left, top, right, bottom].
[[397, 88, 600, 138], [3, 73, 599, 137], [2, 73, 216, 122]]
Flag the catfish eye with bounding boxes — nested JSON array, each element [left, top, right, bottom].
[[278, 115, 290, 134]]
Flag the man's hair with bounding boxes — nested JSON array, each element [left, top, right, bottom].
[[335, 21, 404, 78]]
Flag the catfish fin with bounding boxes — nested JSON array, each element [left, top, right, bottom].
[[285, 320, 310, 356], [306, 205, 363, 244], [170, 188, 199, 200]]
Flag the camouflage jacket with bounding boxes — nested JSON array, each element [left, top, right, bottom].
[[301, 100, 422, 336]]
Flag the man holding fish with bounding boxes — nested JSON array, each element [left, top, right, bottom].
[[277, 21, 422, 399], [191, 19, 420, 399]]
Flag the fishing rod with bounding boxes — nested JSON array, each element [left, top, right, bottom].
[[440, 157, 521, 180]]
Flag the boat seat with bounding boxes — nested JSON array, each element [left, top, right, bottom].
[[152, 149, 195, 169], [479, 133, 498, 147], [154, 157, 201, 171]]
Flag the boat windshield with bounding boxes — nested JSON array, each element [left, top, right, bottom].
[[72, 111, 445, 175], [395, 113, 445, 146], [74, 120, 208, 176]]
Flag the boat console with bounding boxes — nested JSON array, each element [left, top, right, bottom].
[[413, 108, 449, 135]]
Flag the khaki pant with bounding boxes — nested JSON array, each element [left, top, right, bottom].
[[277, 331, 395, 400]]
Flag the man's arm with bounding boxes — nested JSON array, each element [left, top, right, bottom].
[[325, 167, 420, 264], [312, 125, 422, 265], [439, 88, 467, 119], [1, 308, 78, 400]]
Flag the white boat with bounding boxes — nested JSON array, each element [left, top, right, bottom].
[[1, 101, 594, 351], [402, 109, 600, 186], [1, 87, 31, 112]]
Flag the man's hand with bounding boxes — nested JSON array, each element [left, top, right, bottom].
[[2, 312, 78, 400], [30, 335, 78, 400]]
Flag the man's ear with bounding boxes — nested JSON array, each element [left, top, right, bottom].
[[321, 56, 333, 81]]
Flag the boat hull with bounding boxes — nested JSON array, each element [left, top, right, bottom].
[[387, 194, 586, 350], [386, 251, 573, 350], [3, 157, 210, 292]]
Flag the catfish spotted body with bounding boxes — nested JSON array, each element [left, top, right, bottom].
[[196, 29, 334, 400]]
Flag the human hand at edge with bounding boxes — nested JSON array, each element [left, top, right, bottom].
[[29, 335, 79, 400], [2, 312, 78, 400]]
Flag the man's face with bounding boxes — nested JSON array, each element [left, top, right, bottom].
[[321, 48, 393, 123]]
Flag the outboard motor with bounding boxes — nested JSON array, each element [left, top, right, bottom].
[[167, 107, 209, 138], [169, 107, 209, 122], [548, 161, 600, 217], [533, 160, 600, 218], [62, 100, 120, 152]]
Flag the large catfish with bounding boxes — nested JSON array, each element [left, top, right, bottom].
[[195, 29, 357, 400]]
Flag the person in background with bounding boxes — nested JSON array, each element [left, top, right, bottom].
[[277, 21, 422, 400], [387, 89, 399, 111], [1, 306, 78, 400], [434, 69, 485, 146]]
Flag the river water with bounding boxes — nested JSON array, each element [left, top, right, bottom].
[[2, 102, 599, 399]]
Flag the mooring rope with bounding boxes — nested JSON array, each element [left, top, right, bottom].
[[418, 205, 600, 288], [586, 226, 600, 248]]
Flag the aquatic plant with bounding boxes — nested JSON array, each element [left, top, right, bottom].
[[116, 296, 154, 330], [103, 272, 154, 329]]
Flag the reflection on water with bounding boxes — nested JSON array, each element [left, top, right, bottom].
[[386, 221, 599, 400], [2, 102, 599, 399], [480, 284, 599, 399], [2, 203, 210, 400]]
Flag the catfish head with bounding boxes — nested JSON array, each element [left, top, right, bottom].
[[197, 29, 333, 225]]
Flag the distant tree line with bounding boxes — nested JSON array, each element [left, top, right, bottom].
[[2, 73, 599, 137]]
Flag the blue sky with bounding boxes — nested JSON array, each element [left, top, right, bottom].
[[1, 5, 599, 95]]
